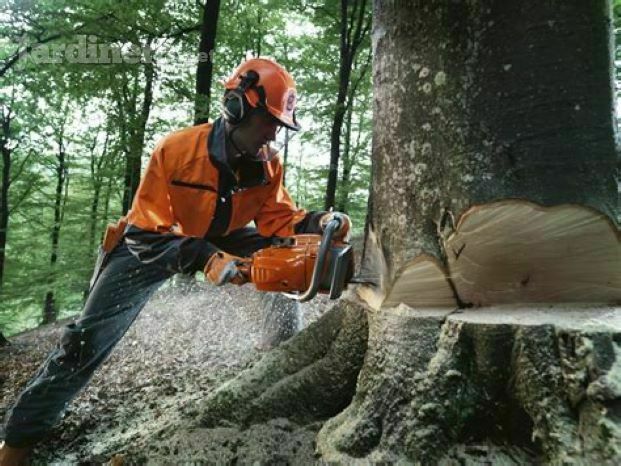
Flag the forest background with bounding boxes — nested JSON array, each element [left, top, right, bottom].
[[0, 0, 617, 336]]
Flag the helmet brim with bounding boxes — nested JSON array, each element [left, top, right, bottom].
[[274, 114, 301, 131]]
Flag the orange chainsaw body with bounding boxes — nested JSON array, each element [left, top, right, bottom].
[[248, 234, 352, 295]]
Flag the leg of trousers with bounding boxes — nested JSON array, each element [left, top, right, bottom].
[[3, 243, 173, 447], [2, 227, 273, 447]]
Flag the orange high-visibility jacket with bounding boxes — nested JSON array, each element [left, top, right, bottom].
[[126, 119, 306, 238]]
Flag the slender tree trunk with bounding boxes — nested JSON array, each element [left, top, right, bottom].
[[337, 95, 354, 212], [295, 147, 304, 205], [119, 75, 136, 214], [325, 0, 353, 210], [101, 172, 113, 239], [88, 131, 109, 262], [0, 111, 11, 287], [255, 9, 262, 57], [194, 0, 221, 125], [338, 49, 372, 213], [122, 56, 155, 215], [89, 184, 102, 261], [325, 0, 370, 210], [43, 130, 68, 325], [282, 128, 290, 186]]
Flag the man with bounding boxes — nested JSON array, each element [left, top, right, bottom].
[[0, 57, 350, 464]]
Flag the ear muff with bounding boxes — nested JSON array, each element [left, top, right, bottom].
[[222, 70, 262, 125]]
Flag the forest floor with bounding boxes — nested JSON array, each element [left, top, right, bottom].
[[1, 271, 549, 464], [1, 281, 330, 464]]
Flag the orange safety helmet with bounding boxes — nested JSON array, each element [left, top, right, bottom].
[[222, 57, 301, 131]]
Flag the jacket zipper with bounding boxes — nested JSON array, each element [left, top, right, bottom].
[[171, 179, 217, 192]]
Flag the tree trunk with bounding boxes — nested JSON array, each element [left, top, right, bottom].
[[337, 94, 354, 212], [0, 110, 11, 287], [325, 0, 371, 210], [88, 174, 101, 262], [294, 147, 304, 205], [194, 1, 619, 464], [282, 128, 290, 186], [101, 166, 114, 237], [255, 10, 262, 57], [319, 0, 620, 462], [194, 0, 221, 125], [43, 129, 68, 325], [119, 75, 136, 215], [121, 56, 155, 215], [338, 49, 372, 213], [88, 131, 109, 262]]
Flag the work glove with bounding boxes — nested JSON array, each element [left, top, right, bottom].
[[204, 251, 251, 286], [319, 212, 351, 242]]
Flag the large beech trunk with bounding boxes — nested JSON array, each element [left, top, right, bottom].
[[195, 1, 620, 464]]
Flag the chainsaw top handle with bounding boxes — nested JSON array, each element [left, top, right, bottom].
[[282, 214, 344, 302]]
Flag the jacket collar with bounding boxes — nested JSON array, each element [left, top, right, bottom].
[[208, 117, 269, 191]]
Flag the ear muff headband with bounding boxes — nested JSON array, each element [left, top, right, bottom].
[[222, 70, 267, 125]]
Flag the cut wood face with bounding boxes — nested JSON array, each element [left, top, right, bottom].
[[449, 305, 621, 333], [356, 226, 389, 310], [382, 255, 457, 309], [446, 202, 620, 306], [357, 201, 620, 310]]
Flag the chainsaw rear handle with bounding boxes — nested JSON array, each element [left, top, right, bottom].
[[283, 214, 344, 302]]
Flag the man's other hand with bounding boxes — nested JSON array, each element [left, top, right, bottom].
[[204, 251, 250, 286]]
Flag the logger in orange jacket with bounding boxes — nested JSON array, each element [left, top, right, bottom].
[[0, 57, 350, 463]]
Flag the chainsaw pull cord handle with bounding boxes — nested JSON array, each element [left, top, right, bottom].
[[283, 214, 343, 302]]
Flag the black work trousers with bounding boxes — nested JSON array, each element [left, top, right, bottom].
[[2, 227, 272, 448]]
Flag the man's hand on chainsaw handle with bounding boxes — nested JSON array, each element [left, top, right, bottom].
[[319, 212, 351, 242], [204, 251, 251, 286]]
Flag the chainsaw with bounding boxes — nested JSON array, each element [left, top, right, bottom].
[[236, 215, 358, 302]]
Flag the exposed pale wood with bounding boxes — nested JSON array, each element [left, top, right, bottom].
[[450, 304, 621, 332], [356, 226, 387, 310], [382, 255, 457, 309], [445, 202, 620, 306]]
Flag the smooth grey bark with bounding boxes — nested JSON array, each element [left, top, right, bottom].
[[366, 0, 618, 277]]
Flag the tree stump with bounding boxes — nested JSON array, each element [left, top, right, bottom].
[[316, 304, 621, 463]]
